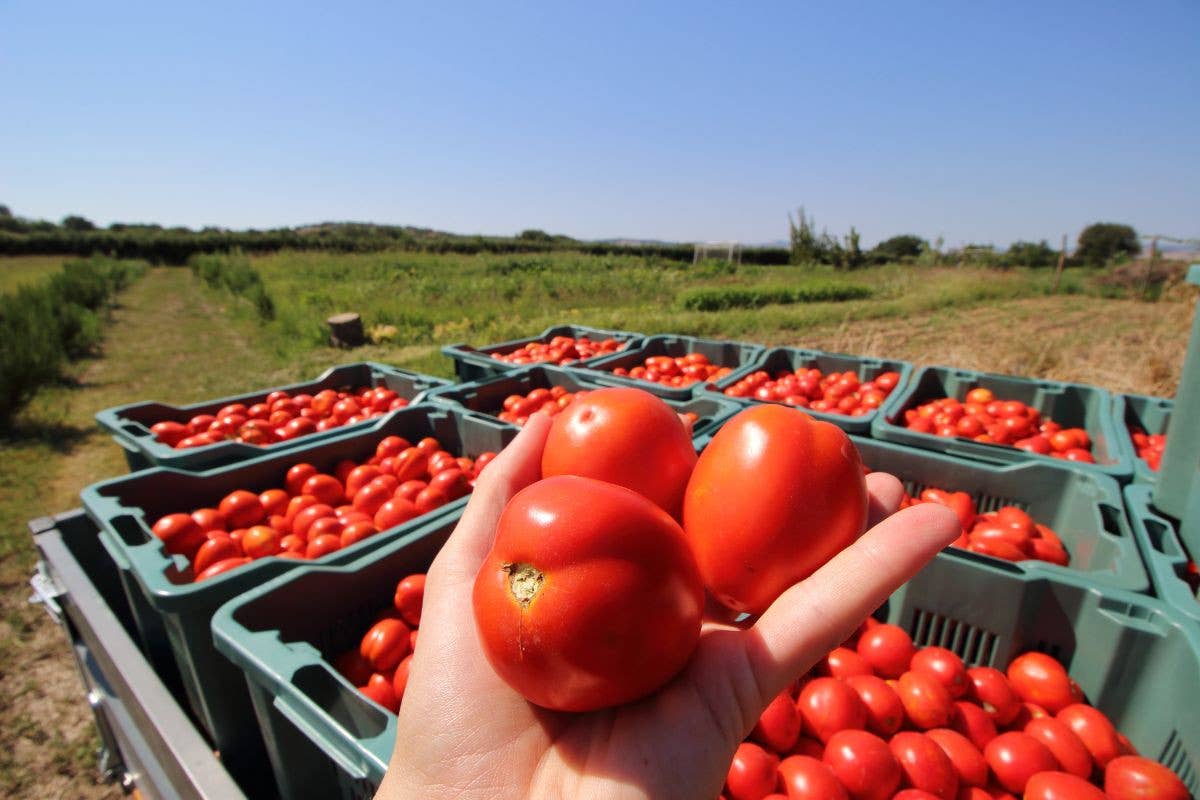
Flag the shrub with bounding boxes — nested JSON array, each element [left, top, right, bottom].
[[677, 282, 872, 311], [189, 251, 276, 320]]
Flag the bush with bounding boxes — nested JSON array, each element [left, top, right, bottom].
[[1077, 223, 1139, 267], [189, 251, 276, 320], [0, 255, 145, 423], [677, 282, 872, 311]]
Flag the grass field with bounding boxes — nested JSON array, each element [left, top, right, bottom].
[[0, 252, 1195, 798], [0, 255, 73, 293]]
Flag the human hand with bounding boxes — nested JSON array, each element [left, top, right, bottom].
[[376, 413, 959, 800]]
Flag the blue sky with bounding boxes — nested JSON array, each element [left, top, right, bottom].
[[2, 1, 1197, 247]]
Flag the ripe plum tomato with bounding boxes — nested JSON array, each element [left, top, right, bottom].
[[540, 387, 697, 518], [983, 731, 1058, 794], [821, 646, 873, 679], [751, 691, 802, 753], [896, 670, 955, 730], [218, 489, 266, 528], [777, 755, 848, 800], [822, 729, 902, 800], [1056, 703, 1121, 769], [152, 513, 206, 557], [725, 742, 779, 800], [359, 617, 411, 672], [1006, 652, 1082, 714], [797, 677, 868, 743], [910, 647, 968, 699], [843, 674, 904, 737], [924, 728, 988, 787], [472, 475, 703, 712], [1025, 772, 1108, 800], [855, 623, 916, 679], [195, 556, 251, 581], [966, 667, 1021, 725], [683, 404, 868, 614], [191, 535, 242, 575], [1105, 755, 1190, 800], [1023, 717, 1093, 778], [393, 574, 426, 627], [888, 732, 959, 800], [359, 672, 399, 714], [952, 700, 998, 750]]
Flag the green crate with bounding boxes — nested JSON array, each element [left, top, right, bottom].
[[573, 334, 765, 401], [1113, 393, 1173, 484], [441, 324, 644, 382], [873, 365, 1133, 481], [851, 436, 1148, 592], [96, 362, 450, 472], [880, 563, 1200, 796], [213, 517, 1197, 800], [1125, 484, 1200, 625], [80, 404, 516, 783], [706, 347, 913, 435], [425, 363, 743, 443]]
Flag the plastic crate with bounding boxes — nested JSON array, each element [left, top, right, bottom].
[[1113, 393, 1172, 484], [80, 404, 516, 779], [1154, 264, 1200, 532], [425, 363, 744, 443], [1125, 484, 1200, 625], [96, 362, 450, 472], [880, 561, 1200, 796], [873, 365, 1132, 481], [706, 346, 913, 435], [850, 436, 1148, 592], [574, 333, 765, 401], [214, 518, 1198, 800], [441, 324, 644, 382]]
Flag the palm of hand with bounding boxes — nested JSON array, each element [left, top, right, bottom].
[[377, 415, 957, 800]]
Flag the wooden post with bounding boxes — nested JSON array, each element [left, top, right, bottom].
[[327, 312, 365, 348], [1052, 234, 1067, 293], [1144, 236, 1158, 299]]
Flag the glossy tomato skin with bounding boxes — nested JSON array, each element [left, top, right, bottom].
[[751, 691, 802, 754], [777, 755, 848, 800], [823, 729, 902, 800], [393, 574, 425, 627], [152, 513, 206, 557], [896, 670, 955, 730], [983, 731, 1059, 794], [924, 728, 988, 788], [1104, 755, 1190, 800], [1057, 704, 1121, 769], [856, 624, 916, 679], [1025, 771, 1108, 800], [360, 618, 411, 672], [844, 674, 905, 737], [725, 742, 779, 800], [910, 647, 968, 699], [1023, 717, 1093, 779], [1006, 652, 1081, 713], [966, 667, 1021, 726], [540, 387, 697, 517], [472, 475, 703, 712], [952, 700, 998, 750], [797, 677, 868, 743], [888, 732, 959, 800], [684, 404, 868, 614]]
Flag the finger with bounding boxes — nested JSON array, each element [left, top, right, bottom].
[[431, 413, 552, 579], [866, 471, 905, 528], [743, 502, 959, 703]]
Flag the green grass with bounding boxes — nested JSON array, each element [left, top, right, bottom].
[[0, 256, 68, 293]]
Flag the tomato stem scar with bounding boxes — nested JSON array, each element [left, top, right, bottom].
[[504, 562, 544, 606]]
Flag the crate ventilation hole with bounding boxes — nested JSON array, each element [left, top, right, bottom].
[[900, 481, 1025, 514], [1160, 729, 1198, 796], [910, 609, 999, 666]]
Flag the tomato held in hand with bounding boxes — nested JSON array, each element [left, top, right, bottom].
[[541, 387, 697, 518], [683, 404, 868, 614], [472, 475, 703, 712]]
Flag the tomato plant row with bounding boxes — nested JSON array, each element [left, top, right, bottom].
[[150, 435, 497, 581], [149, 385, 409, 450], [721, 619, 1187, 800]]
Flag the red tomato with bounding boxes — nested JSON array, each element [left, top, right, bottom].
[[752, 691, 802, 754], [151, 513, 206, 557], [192, 535, 242, 575], [360, 618, 411, 672], [856, 624, 916, 679], [195, 556, 251, 581], [924, 728, 988, 787], [353, 478, 396, 516], [392, 654, 412, 705], [427, 468, 470, 501], [966, 667, 1021, 725], [777, 755, 848, 800], [725, 742, 780, 800], [952, 700, 998, 750], [910, 647, 968, 699], [1023, 717, 1093, 778], [257, 489, 289, 519], [413, 486, 449, 515], [302, 473, 345, 506], [345, 465, 382, 498], [844, 674, 905, 737], [896, 671, 955, 730], [393, 574, 426, 628], [983, 732, 1059, 794], [374, 498, 419, 531], [292, 503, 335, 539], [285, 463, 318, 495], [821, 647, 874, 680], [190, 507, 227, 532], [888, 732, 959, 800], [541, 387, 697, 518], [218, 489, 266, 529], [359, 672, 399, 714], [333, 649, 373, 685], [684, 404, 867, 614], [1024, 772, 1108, 800], [339, 520, 377, 549], [1056, 704, 1121, 769], [1006, 652, 1082, 714], [797, 677, 868, 743], [151, 420, 189, 446], [472, 475, 703, 711], [1104, 755, 1189, 800], [305, 533, 341, 559], [823, 729, 902, 800]]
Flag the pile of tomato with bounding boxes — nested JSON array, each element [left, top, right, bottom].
[[488, 335, 625, 366], [147, 386, 408, 450], [333, 572, 426, 714], [1129, 427, 1167, 471], [494, 384, 700, 431], [149, 435, 497, 582], [607, 352, 735, 389], [723, 368, 902, 417], [723, 620, 1187, 800], [902, 389, 1096, 464], [892, 484, 1070, 566]]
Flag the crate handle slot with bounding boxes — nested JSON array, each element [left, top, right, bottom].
[[1099, 504, 1126, 538]]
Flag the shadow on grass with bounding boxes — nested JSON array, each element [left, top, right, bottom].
[[0, 418, 91, 454]]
